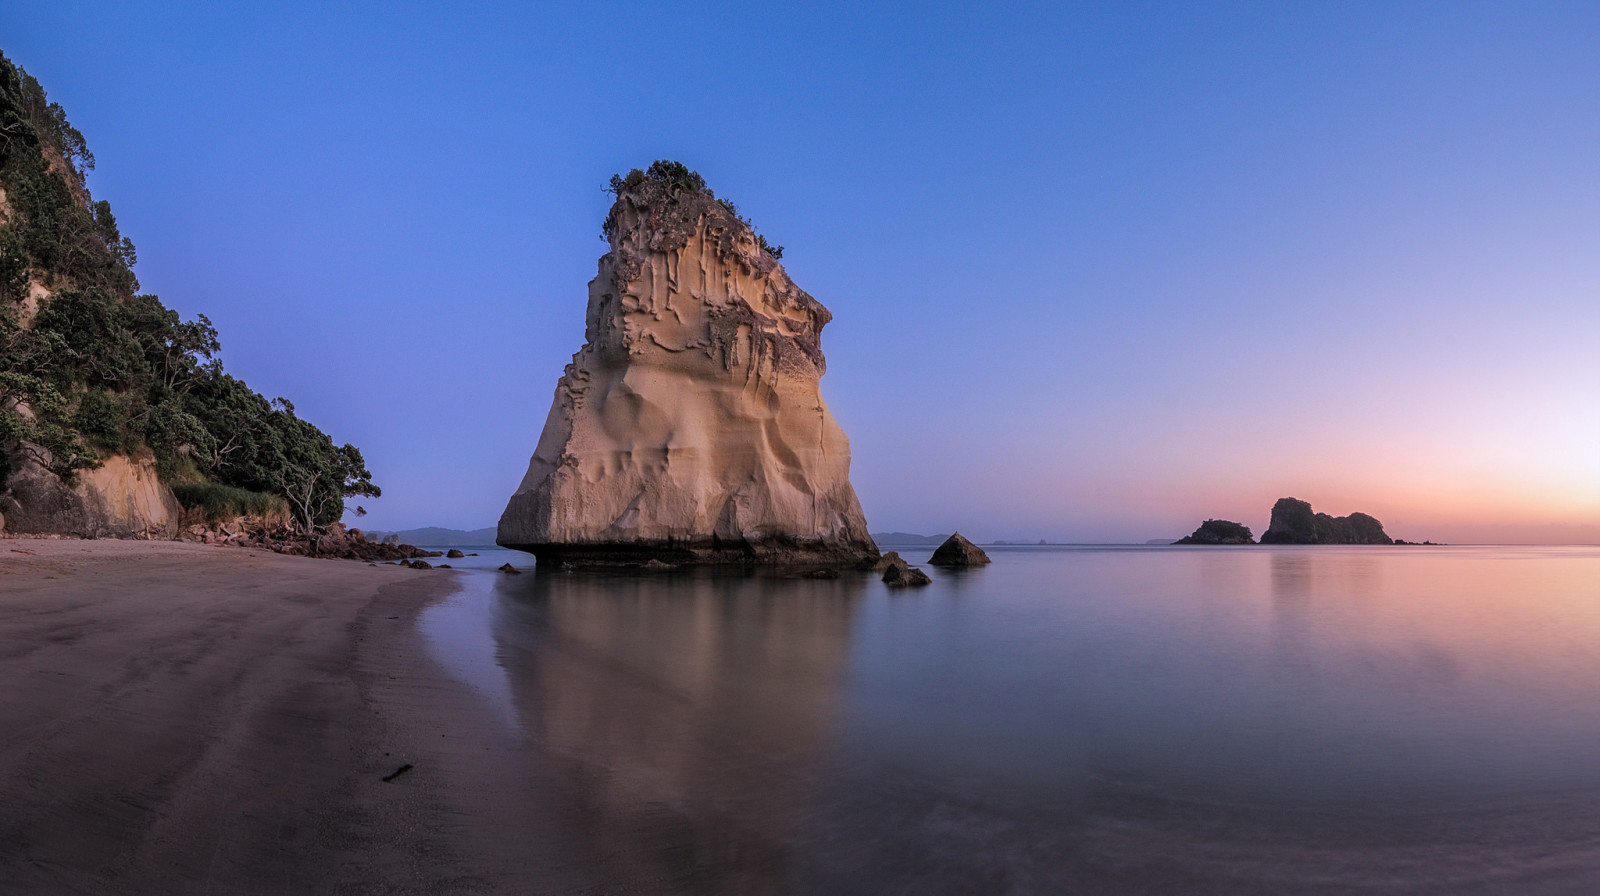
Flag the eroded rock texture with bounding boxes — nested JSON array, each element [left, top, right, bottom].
[[1, 445, 179, 538], [1258, 497, 1393, 545], [499, 172, 877, 567]]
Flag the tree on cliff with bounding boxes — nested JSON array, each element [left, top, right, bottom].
[[255, 400, 379, 537], [0, 51, 377, 531]]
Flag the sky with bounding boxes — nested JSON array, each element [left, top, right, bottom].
[[4, 1, 1597, 544]]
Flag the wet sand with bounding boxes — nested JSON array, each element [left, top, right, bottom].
[[0, 539, 586, 895]]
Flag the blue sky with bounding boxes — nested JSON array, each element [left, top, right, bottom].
[[6, 1, 1597, 542]]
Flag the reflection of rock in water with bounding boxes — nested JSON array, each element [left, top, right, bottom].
[[489, 568, 865, 892]]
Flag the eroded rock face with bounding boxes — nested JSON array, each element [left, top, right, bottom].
[[1174, 519, 1254, 545], [1258, 497, 1393, 545], [0, 445, 180, 538], [499, 173, 877, 568]]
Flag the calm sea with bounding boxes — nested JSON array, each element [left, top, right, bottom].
[[419, 544, 1600, 893]]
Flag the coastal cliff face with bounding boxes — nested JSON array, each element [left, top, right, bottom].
[[1259, 497, 1393, 545], [498, 168, 877, 567], [1, 445, 179, 538]]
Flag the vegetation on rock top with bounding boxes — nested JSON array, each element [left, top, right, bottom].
[[602, 160, 783, 260]]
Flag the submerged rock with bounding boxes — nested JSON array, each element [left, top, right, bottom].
[[1258, 497, 1393, 545], [928, 532, 990, 567], [872, 550, 909, 572], [883, 564, 932, 587], [1174, 519, 1254, 545], [498, 165, 878, 568]]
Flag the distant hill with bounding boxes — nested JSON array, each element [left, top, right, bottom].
[[361, 526, 498, 546], [872, 532, 951, 545]]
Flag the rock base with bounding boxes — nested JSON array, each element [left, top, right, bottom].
[[505, 536, 878, 570]]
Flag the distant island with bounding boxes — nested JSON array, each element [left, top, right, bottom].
[[1174, 498, 1419, 545], [1175, 520, 1254, 545], [1258, 497, 1393, 545]]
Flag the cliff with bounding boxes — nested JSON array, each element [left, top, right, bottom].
[[1, 446, 178, 537], [498, 163, 877, 567], [1258, 497, 1393, 545], [0, 54, 375, 540]]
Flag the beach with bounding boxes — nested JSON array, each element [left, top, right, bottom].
[[0, 539, 583, 895]]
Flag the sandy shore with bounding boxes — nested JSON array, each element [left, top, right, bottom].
[[0, 539, 576, 895]]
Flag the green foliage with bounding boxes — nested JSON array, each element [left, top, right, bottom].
[[171, 482, 286, 522], [0, 226, 28, 305], [0, 61, 136, 295], [756, 234, 784, 260], [13, 68, 93, 183], [0, 50, 378, 533], [175, 371, 378, 532], [73, 388, 127, 449], [645, 160, 707, 195], [0, 318, 99, 479]]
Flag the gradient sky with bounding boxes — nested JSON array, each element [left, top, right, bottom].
[[5, 1, 1597, 543]]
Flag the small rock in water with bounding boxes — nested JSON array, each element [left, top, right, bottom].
[[446, 549, 465, 559], [498, 563, 521, 574], [872, 551, 909, 572], [929, 532, 990, 567], [883, 564, 932, 587]]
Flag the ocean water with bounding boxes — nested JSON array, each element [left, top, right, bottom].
[[419, 544, 1600, 893]]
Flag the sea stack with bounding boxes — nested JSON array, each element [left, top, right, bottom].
[[498, 163, 878, 568]]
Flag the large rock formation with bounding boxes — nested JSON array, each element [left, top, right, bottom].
[[0, 445, 180, 538], [498, 165, 878, 567], [1174, 519, 1254, 545], [1258, 497, 1393, 545]]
